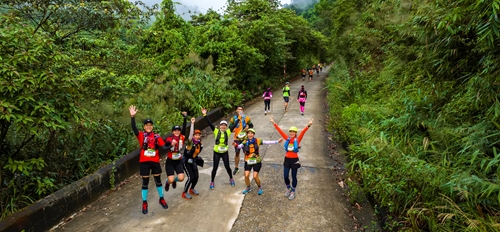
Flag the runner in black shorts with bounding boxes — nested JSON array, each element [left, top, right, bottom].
[[129, 105, 170, 214], [234, 129, 282, 195], [283, 82, 291, 111], [269, 116, 313, 200], [164, 112, 188, 192]]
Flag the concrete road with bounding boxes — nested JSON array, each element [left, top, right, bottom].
[[51, 67, 377, 232]]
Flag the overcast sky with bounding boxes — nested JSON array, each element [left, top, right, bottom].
[[140, 0, 292, 13]]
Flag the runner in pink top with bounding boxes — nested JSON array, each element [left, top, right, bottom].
[[263, 88, 273, 115]]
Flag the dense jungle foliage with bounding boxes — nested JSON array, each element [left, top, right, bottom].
[[0, 0, 326, 219], [316, 0, 500, 231]]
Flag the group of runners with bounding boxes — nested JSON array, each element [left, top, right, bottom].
[[301, 63, 324, 82], [130, 67, 321, 214]]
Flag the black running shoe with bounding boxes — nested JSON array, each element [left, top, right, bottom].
[[159, 198, 168, 209], [165, 182, 170, 192]]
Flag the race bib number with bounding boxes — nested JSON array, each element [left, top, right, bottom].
[[144, 149, 156, 157], [218, 145, 228, 152], [172, 153, 182, 160], [247, 158, 258, 165], [237, 132, 246, 139], [188, 158, 193, 164], [287, 145, 295, 152]]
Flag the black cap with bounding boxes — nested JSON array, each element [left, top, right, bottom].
[[172, 125, 182, 131], [143, 119, 154, 125]]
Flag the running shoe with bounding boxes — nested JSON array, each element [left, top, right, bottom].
[[264, 111, 267, 115], [289, 191, 296, 200], [210, 182, 215, 190], [242, 187, 252, 194], [301, 112, 304, 116], [159, 198, 168, 209], [258, 187, 263, 195], [164, 182, 170, 192], [182, 192, 192, 200], [284, 188, 292, 197], [230, 178, 235, 187], [189, 189, 199, 196], [172, 180, 177, 189], [142, 201, 148, 214], [233, 168, 239, 175]]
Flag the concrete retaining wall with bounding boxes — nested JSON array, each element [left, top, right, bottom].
[[0, 107, 225, 232]]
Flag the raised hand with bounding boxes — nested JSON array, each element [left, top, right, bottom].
[[171, 139, 178, 146], [201, 108, 207, 115], [181, 111, 188, 117], [191, 117, 196, 123], [308, 118, 314, 127], [129, 105, 138, 117], [269, 116, 275, 124]]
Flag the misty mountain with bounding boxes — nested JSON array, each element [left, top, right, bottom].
[[283, 0, 319, 13]]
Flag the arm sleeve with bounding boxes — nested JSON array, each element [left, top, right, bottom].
[[262, 140, 279, 145], [131, 117, 139, 136], [297, 126, 309, 144], [188, 122, 195, 140], [204, 115, 215, 131], [247, 118, 253, 128], [273, 123, 288, 139], [229, 118, 239, 131], [182, 116, 187, 136]]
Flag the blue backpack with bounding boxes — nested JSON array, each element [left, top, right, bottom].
[[233, 115, 247, 128], [283, 137, 299, 153]]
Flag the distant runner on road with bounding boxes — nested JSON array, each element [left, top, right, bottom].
[[283, 82, 291, 111], [297, 85, 308, 115], [128, 105, 170, 214], [269, 117, 313, 200], [202, 108, 239, 189], [263, 88, 273, 115], [234, 129, 283, 195]]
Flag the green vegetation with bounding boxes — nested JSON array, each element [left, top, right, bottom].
[[0, 0, 325, 218], [314, 0, 500, 230]]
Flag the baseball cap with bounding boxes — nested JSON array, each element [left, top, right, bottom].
[[247, 128, 256, 134], [194, 129, 202, 135], [220, 120, 228, 125], [143, 119, 154, 125], [285, 82, 290, 85], [289, 126, 298, 132], [171, 125, 182, 131]]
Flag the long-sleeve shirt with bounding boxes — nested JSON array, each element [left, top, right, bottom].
[[273, 123, 309, 159], [263, 91, 273, 100]]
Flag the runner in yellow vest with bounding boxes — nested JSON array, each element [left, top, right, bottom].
[[283, 82, 291, 111]]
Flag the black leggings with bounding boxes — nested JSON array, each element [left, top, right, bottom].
[[212, 151, 233, 182], [183, 160, 199, 192], [264, 99, 271, 111]]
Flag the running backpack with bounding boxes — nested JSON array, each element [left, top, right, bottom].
[[284, 137, 299, 153], [142, 132, 160, 150], [264, 91, 271, 97], [299, 91, 306, 98], [233, 115, 247, 128], [245, 138, 260, 155]]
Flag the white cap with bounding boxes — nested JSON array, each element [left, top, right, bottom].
[[220, 120, 228, 125]]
